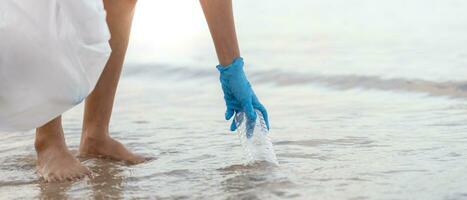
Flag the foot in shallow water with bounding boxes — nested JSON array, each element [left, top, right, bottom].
[[36, 139, 91, 182], [79, 133, 145, 164]]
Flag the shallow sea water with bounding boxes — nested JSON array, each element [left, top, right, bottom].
[[2, 0, 467, 199]]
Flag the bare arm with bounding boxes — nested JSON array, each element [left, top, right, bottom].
[[199, 0, 240, 66]]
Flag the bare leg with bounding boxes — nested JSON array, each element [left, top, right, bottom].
[[79, 0, 144, 164], [35, 116, 91, 182], [199, 0, 240, 66]]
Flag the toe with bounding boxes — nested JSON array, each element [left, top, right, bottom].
[[79, 166, 93, 179], [132, 157, 145, 164], [71, 167, 88, 181], [55, 173, 65, 182], [68, 171, 81, 181], [47, 173, 59, 182], [73, 174, 83, 181], [66, 176, 74, 181]]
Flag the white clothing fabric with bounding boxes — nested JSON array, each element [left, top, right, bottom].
[[0, 0, 111, 131]]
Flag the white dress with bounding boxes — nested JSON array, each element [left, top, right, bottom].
[[0, 0, 111, 131]]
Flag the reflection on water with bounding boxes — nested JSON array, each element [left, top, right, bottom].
[[219, 162, 296, 199], [38, 158, 126, 199], [86, 159, 125, 199]]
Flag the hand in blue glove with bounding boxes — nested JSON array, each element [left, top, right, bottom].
[[217, 57, 269, 131]]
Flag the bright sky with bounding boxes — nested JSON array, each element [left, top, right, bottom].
[[126, 1, 214, 64]]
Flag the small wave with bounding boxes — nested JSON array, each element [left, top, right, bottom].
[[219, 161, 279, 172], [125, 63, 467, 99], [275, 136, 377, 148], [381, 169, 428, 174], [0, 180, 38, 187]]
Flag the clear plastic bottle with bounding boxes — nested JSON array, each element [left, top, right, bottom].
[[235, 109, 279, 165]]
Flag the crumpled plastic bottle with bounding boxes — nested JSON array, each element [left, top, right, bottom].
[[235, 109, 279, 165]]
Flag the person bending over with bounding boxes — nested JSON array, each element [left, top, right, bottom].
[[35, 0, 268, 182]]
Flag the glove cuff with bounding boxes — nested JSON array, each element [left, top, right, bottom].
[[216, 57, 244, 73]]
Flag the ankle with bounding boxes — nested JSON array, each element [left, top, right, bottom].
[[79, 132, 110, 155], [35, 129, 66, 153], [81, 128, 110, 144], [35, 116, 66, 151]]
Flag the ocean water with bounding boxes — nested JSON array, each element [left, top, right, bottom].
[[2, 0, 467, 199], [235, 110, 279, 165]]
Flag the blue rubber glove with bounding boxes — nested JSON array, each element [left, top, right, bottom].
[[217, 57, 269, 131]]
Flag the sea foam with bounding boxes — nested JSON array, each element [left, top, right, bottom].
[[235, 110, 279, 165]]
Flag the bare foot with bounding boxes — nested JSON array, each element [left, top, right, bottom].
[[36, 146, 92, 182], [79, 133, 145, 164], [35, 119, 91, 182]]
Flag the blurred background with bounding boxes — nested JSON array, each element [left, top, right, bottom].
[[127, 0, 467, 80], [2, 0, 467, 199]]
